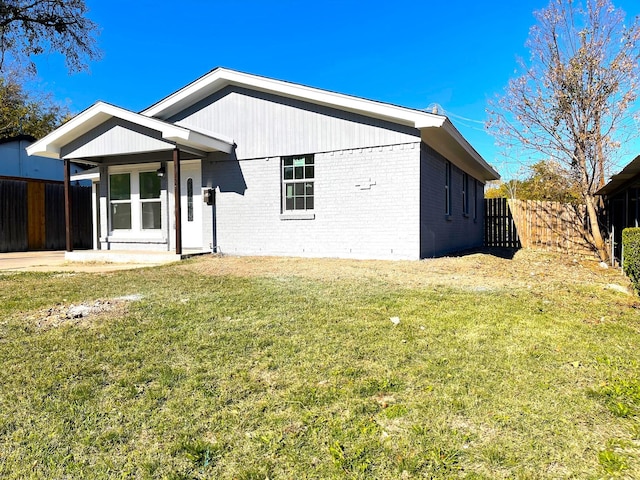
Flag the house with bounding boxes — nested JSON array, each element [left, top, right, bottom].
[[596, 156, 640, 263], [26, 68, 499, 260], [1, 134, 86, 181], [0, 135, 91, 252]]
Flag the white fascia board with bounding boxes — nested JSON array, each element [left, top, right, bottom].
[[414, 115, 447, 129], [142, 68, 447, 130], [172, 123, 235, 153], [27, 102, 182, 158], [141, 72, 229, 119], [165, 129, 234, 154], [26, 103, 112, 158], [440, 119, 500, 180], [186, 130, 234, 153], [92, 103, 189, 141], [71, 168, 100, 182], [26, 101, 234, 158], [26, 143, 63, 159]]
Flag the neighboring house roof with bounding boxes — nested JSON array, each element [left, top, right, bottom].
[[142, 67, 499, 181], [0, 133, 88, 181], [596, 155, 640, 196], [0, 134, 36, 145], [26, 102, 235, 160]]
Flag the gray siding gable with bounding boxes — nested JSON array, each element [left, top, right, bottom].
[[60, 117, 173, 159], [167, 85, 421, 160]]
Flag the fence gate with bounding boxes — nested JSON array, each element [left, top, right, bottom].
[[484, 198, 521, 248]]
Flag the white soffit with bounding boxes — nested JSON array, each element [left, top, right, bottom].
[[422, 119, 499, 182], [26, 102, 234, 159], [71, 167, 100, 182]]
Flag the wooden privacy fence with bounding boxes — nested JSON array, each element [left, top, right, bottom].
[[485, 198, 593, 254], [0, 178, 92, 252], [484, 197, 520, 248]]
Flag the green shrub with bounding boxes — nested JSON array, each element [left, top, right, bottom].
[[622, 228, 640, 292]]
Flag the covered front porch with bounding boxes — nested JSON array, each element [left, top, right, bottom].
[[27, 102, 234, 260]]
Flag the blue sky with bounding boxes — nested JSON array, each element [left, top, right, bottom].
[[30, 0, 640, 179]]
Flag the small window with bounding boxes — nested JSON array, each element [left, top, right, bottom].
[[187, 178, 194, 222], [462, 172, 469, 215], [110, 173, 131, 229], [282, 155, 314, 211], [474, 180, 478, 220], [445, 161, 452, 215]]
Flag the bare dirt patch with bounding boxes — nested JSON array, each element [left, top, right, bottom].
[[180, 248, 631, 293], [27, 295, 142, 330]]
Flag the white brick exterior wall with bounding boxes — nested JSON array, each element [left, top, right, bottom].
[[205, 142, 422, 260]]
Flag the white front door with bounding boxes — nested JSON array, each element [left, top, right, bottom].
[[180, 162, 202, 250]]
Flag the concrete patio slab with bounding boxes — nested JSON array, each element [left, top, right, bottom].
[[0, 250, 184, 273]]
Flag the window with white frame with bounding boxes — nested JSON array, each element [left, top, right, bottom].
[[445, 161, 452, 215], [109, 167, 163, 234], [282, 154, 314, 211], [139, 171, 161, 229], [110, 173, 132, 229]]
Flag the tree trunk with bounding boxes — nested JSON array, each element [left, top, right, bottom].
[[585, 193, 609, 262]]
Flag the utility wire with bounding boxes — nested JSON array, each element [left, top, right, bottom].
[[446, 111, 486, 125]]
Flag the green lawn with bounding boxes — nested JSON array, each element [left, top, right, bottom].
[[0, 252, 639, 479]]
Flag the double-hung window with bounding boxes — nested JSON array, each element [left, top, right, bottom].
[[139, 171, 161, 229], [109, 168, 163, 234], [110, 173, 132, 229], [282, 155, 314, 211]]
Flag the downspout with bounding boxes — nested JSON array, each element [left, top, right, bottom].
[[211, 188, 218, 253]]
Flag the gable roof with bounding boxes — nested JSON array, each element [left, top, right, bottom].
[[26, 102, 235, 160], [26, 68, 498, 181], [142, 68, 499, 181], [143, 68, 444, 128]]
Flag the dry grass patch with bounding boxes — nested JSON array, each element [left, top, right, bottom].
[[181, 248, 631, 292]]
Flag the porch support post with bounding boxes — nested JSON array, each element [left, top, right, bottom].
[[64, 159, 73, 252], [173, 147, 182, 255]]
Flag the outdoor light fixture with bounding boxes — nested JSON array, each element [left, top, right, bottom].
[[156, 166, 165, 177]]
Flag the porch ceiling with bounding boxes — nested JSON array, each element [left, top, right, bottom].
[[26, 101, 235, 161]]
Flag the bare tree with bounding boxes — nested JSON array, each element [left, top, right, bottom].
[[0, 0, 100, 74], [487, 0, 640, 262]]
